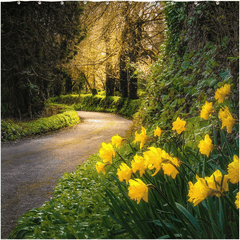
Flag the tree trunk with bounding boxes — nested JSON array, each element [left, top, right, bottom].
[[128, 68, 138, 99], [106, 63, 115, 97], [119, 53, 128, 98]]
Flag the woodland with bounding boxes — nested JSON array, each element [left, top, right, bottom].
[[2, 1, 240, 239], [1, 1, 165, 120]]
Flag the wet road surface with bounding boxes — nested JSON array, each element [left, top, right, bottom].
[[1, 111, 132, 239]]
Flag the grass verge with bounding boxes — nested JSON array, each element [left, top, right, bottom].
[[9, 140, 134, 239], [1, 111, 80, 142]]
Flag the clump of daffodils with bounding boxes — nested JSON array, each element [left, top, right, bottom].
[[95, 83, 238, 209]]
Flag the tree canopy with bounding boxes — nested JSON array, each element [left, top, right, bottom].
[[64, 1, 165, 98]]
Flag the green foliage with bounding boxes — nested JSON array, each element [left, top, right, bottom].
[[1, 111, 79, 142], [47, 93, 140, 118], [162, 1, 187, 55], [138, 1, 238, 141], [137, 36, 238, 151]]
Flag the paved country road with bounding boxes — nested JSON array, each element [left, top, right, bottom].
[[1, 111, 133, 239]]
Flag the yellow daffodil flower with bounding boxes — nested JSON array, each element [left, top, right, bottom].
[[227, 155, 239, 184], [198, 134, 214, 157], [128, 179, 148, 204], [117, 163, 132, 184], [162, 157, 180, 179], [235, 192, 239, 209], [200, 101, 214, 120], [214, 84, 231, 103], [188, 171, 229, 206], [218, 106, 236, 133], [96, 162, 108, 175], [99, 142, 115, 164], [161, 149, 171, 159], [134, 126, 148, 149], [131, 154, 146, 177], [154, 126, 162, 140], [143, 147, 162, 176], [111, 134, 123, 149], [172, 117, 186, 134], [205, 170, 229, 197], [188, 175, 214, 206]]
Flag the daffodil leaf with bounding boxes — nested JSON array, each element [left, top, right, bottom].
[[176, 203, 201, 232], [158, 233, 183, 239]]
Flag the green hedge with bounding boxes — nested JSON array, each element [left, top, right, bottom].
[[1, 111, 80, 142], [47, 94, 140, 118]]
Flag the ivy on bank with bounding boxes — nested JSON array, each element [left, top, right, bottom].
[[136, 1, 239, 149]]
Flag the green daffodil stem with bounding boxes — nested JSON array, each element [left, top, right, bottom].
[[110, 164, 118, 171], [148, 137, 157, 143], [223, 195, 239, 216], [125, 139, 135, 153], [168, 133, 184, 153], [212, 177, 239, 215], [143, 173, 156, 186], [216, 144, 230, 162], [116, 151, 129, 166], [145, 173, 197, 236], [149, 184, 196, 236], [181, 162, 197, 176], [169, 162, 188, 184]]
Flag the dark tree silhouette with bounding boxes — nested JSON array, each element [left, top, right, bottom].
[[1, 1, 85, 119]]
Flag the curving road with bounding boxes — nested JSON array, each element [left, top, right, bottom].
[[1, 111, 132, 239]]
